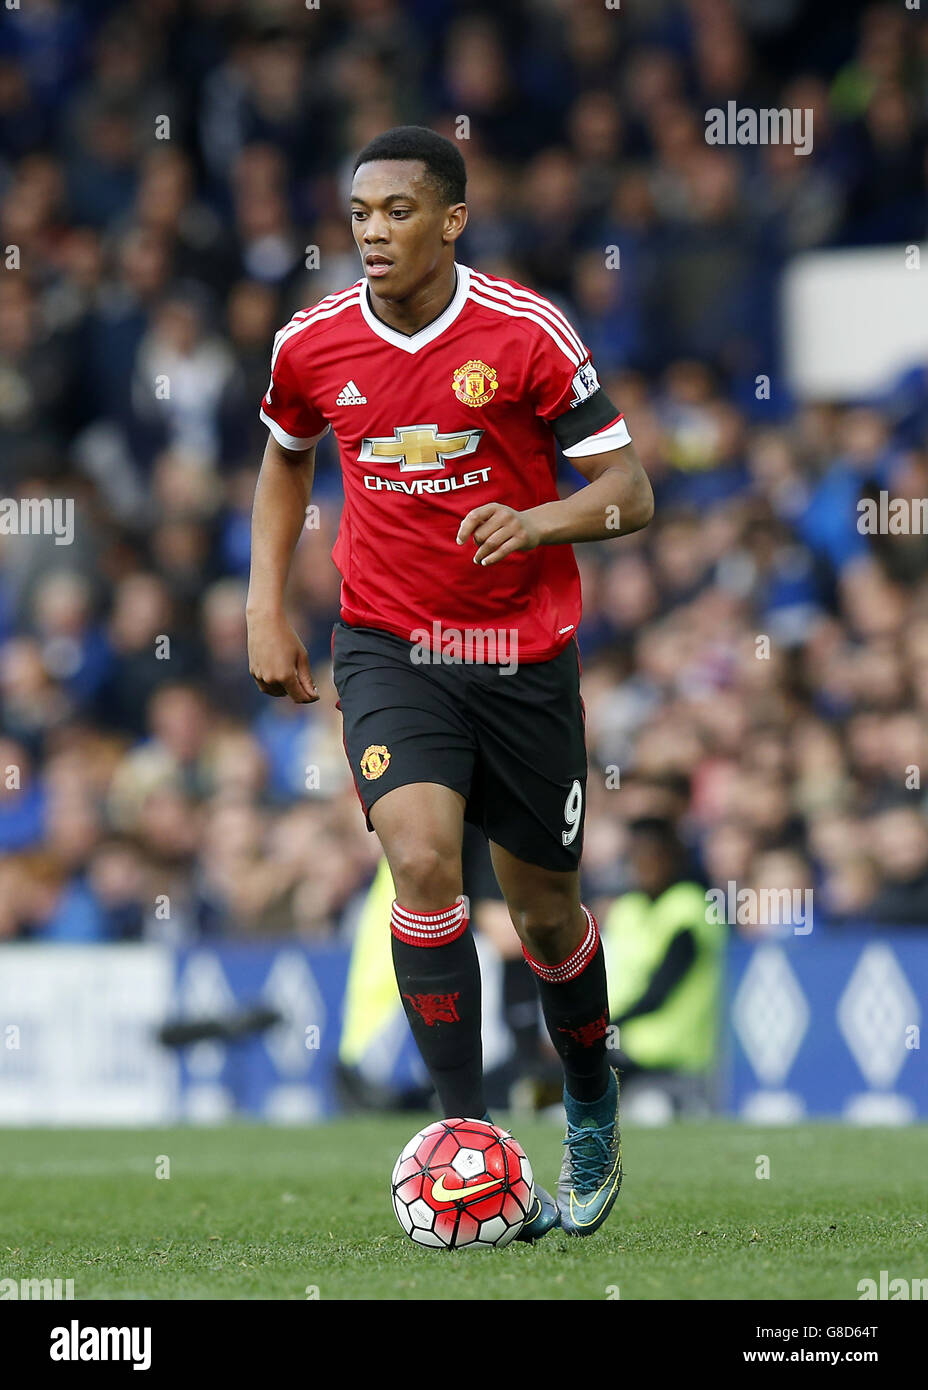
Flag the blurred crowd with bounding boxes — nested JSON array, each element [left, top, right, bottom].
[[1, 0, 928, 942]]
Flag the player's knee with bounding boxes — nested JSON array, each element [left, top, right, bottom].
[[509, 904, 576, 953], [389, 842, 462, 911]]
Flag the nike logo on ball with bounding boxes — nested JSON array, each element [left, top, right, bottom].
[[430, 1174, 502, 1203]]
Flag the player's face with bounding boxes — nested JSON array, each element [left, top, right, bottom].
[[350, 159, 464, 299], [631, 838, 676, 896]]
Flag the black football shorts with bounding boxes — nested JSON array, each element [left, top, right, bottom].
[[331, 620, 588, 872]]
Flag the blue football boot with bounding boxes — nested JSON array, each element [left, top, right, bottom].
[[514, 1180, 560, 1242], [482, 1113, 560, 1242], [557, 1069, 623, 1236]]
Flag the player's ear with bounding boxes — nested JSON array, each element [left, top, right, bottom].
[[443, 202, 467, 244]]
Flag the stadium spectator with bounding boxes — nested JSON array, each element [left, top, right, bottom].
[[602, 817, 725, 1117]]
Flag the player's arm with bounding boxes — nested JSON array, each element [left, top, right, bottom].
[[458, 440, 653, 566], [246, 433, 319, 703], [458, 328, 653, 564], [612, 928, 697, 1024], [529, 440, 653, 546]]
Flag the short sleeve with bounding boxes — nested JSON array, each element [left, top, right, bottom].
[[259, 332, 330, 451], [528, 315, 631, 456]]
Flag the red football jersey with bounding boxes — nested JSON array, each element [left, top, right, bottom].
[[259, 263, 630, 662]]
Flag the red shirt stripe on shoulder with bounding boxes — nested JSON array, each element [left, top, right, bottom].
[[271, 283, 363, 369], [468, 269, 587, 361], [468, 287, 584, 367]]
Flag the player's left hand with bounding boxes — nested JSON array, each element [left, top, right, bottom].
[[456, 503, 542, 567]]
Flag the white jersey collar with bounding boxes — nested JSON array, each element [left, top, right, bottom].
[[359, 263, 471, 353]]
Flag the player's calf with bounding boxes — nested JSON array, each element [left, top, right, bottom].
[[518, 905, 623, 1235], [390, 896, 487, 1122]]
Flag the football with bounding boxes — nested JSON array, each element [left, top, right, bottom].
[[391, 1118, 535, 1249]]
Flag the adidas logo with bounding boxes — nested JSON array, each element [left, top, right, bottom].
[[336, 380, 367, 405]]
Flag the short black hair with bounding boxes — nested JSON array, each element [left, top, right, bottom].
[[352, 126, 466, 206], [627, 817, 682, 852]]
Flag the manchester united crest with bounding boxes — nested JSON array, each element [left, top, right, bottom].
[[402, 991, 461, 1026], [360, 744, 391, 780], [451, 359, 498, 408]]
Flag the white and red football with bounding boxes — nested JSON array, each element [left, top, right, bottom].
[[391, 1118, 535, 1249]]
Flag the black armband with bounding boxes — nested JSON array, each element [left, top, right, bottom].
[[550, 390, 622, 451]]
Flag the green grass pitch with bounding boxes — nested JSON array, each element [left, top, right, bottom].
[[0, 1120, 925, 1300]]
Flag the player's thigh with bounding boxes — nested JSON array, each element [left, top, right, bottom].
[[370, 782, 467, 909], [332, 622, 475, 908], [333, 620, 476, 815], [468, 641, 588, 872]]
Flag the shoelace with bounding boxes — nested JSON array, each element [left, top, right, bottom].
[[563, 1118, 614, 1191]]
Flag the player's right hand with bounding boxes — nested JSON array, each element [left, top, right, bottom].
[[247, 612, 319, 704]]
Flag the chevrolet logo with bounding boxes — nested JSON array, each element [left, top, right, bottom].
[[358, 423, 484, 473]]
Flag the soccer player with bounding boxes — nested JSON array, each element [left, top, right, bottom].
[[247, 127, 653, 1238]]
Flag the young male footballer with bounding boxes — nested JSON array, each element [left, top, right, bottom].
[[247, 127, 654, 1238]]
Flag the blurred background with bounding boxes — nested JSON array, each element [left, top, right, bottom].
[[0, 0, 926, 1127]]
